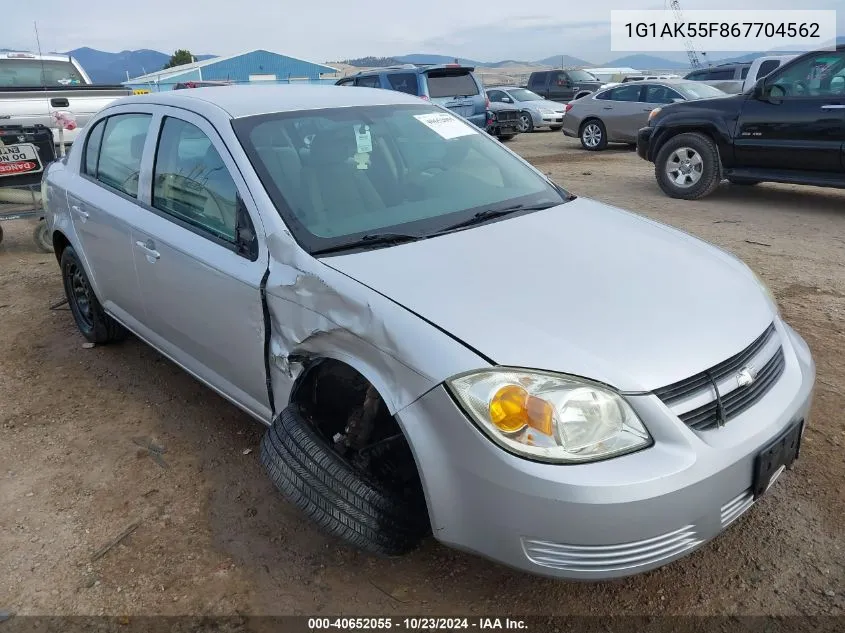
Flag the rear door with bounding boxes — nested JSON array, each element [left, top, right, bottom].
[[545, 71, 575, 102], [734, 50, 845, 173], [128, 107, 271, 422], [66, 108, 154, 329]]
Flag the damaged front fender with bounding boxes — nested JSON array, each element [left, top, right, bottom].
[[263, 231, 489, 416]]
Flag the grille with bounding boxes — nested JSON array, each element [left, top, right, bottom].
[[720, 489, 755, 529], [522, 524, 702, 574], [495, 110, 519, 122], [654, 323, 786, 431]]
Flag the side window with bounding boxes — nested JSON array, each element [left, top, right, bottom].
[[355, 75, 381, 88], [96, 113, 151, 198], [644, 85, 679, 104], [152, 117, 240, 243], [551, 71, 569, 86], [386, 73, 418, 95], [768, 52, 845, 97], [609, 84, 643, 102], [707, 69, 736, 80], [336, 78, 354, 86], [487, 90, 505, 102], [594, 89, 612, 100], [83, 119, 106, 177], [686, 71, 705, 80], [756, 60, 781, 80], [528, 72, 546, 88], [740, 67, 750, 79]]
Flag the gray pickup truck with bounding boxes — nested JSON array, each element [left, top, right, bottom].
[[0, 52, 132, 149]]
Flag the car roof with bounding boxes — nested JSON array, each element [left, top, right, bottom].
[[104, 84, 426, 119]]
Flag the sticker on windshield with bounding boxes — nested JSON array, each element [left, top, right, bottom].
[[413, 112, 477, 140], [355, 124, 373, 154]]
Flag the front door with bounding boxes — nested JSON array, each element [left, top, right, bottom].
[[734, 50, 845, 172], [546, 71, 574, 102], [600, 84, 650, 142], [128, 108, 271, 422], [67, 110, 154, 329]]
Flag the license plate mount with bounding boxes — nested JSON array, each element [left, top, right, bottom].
[[752, 419, 803, 499]]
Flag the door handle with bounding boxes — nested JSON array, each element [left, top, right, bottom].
[[603, 106, 613, 110], [643, 108, 654, 112], [135, 240, 160, 260], [71, 204, 89, 219], [821, 104, 845, 109]]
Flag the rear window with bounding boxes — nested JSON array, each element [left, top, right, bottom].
[[0, 59, 85, 87], [426, 71, 479, 98]]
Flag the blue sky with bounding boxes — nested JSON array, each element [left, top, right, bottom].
[[5, 0, 843, 64]]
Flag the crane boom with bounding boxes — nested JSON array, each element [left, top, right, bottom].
[[669, 0, 702, 69]]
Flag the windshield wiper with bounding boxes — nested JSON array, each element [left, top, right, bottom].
[[311, 232, 422, 256], [436, 203, 558, 234]]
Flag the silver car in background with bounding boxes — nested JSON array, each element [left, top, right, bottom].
[[486, 86, 566, 132], [562, 80, 726, 150], [43, 85, 814, 580]]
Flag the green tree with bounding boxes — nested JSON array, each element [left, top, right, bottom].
[[163, 49, 194, 69]]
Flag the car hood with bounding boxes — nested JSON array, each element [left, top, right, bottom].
[[322, 198, 775, 392]]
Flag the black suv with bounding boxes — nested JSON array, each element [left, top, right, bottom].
[[637, 46, 845, 199], [526, 69, 603, 103]]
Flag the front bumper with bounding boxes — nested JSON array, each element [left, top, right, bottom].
[[637, 126, 653, 160], [397, 321, 815, 580], [532, 111, 564, 126]]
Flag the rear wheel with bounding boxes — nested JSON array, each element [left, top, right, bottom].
[[498, 134, 516, 142], [60, 246, 128, 344], [580, 119, 607, 151], [654, 132, 721, 200], [518, 112, 534, 133]]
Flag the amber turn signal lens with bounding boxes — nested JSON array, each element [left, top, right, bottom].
[[489, 385, 554, 436]]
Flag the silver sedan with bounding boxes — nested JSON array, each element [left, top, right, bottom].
[[43, 84, 813, 580], [562, 80, 726, 150]]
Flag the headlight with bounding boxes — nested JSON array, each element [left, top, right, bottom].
[[447, 369, 652, 464], [648, 107, 662, 122]]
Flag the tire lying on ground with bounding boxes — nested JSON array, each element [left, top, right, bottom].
[[260, 404, 429, 556], [654, 132, 722, 200]]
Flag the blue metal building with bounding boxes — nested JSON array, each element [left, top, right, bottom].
[[123, 49, 340, 92]]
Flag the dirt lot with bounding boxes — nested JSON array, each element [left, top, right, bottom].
[[1, 131, 843, 618]]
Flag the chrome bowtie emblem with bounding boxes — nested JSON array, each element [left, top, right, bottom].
[[737, 366, 757, 388]]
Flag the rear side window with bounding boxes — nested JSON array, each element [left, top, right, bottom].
[[355, 75, 381, 88], [741, 67, 750, 79], [426, 71, 479, 97], [83, 119, 106, 177], [96, 113, 151, 198], [528, 72, 546, 87], [707, 69, 736, 80], [386, 73, 419, 95], [152, 117, 239, 243], [756, 60, 781, 80]]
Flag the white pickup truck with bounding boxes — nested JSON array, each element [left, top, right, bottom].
[[0, 51, 132, 149], [683, 55, 798, 94]]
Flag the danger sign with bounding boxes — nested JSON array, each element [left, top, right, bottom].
[[0, 161, 39, 176]]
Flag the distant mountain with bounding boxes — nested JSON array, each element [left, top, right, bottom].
[[63, 48, 216, 84], [533, 54, 594, 67], [600, 54, 688, 69], [394, 53, 483, 66]]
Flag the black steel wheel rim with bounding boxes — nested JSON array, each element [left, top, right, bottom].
[[67, 261, 94, 329]]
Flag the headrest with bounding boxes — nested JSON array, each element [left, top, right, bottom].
[[130, 134, 146, 160], [308, 126, 357, 166], [253, 124, 293, 149]]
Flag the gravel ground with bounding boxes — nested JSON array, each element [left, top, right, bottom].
[[1, 131, 843, 618]]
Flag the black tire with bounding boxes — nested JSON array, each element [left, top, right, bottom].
[[60, 246, 128, 344], [518, 112, 534, 133], [580, 119, 607, 151], [33, 220, 53, 253], [549, 125, 563, 131], [654, 132, 721, 200], [728, 177, 761, 186], [0, 224, 4, 246], [260, 405, 428, 557], [498, 134, 515, 142]]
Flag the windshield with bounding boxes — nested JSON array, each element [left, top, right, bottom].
[[233, 104, 568, 254], [568, 70, 598, 82], [0, 59, 85, 87], [673, 82, 726, 99], [507, 88, 543, 102]]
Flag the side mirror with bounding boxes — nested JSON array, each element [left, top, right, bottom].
[[235, 196, 258, 260], [502, 97, 512, 103]]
